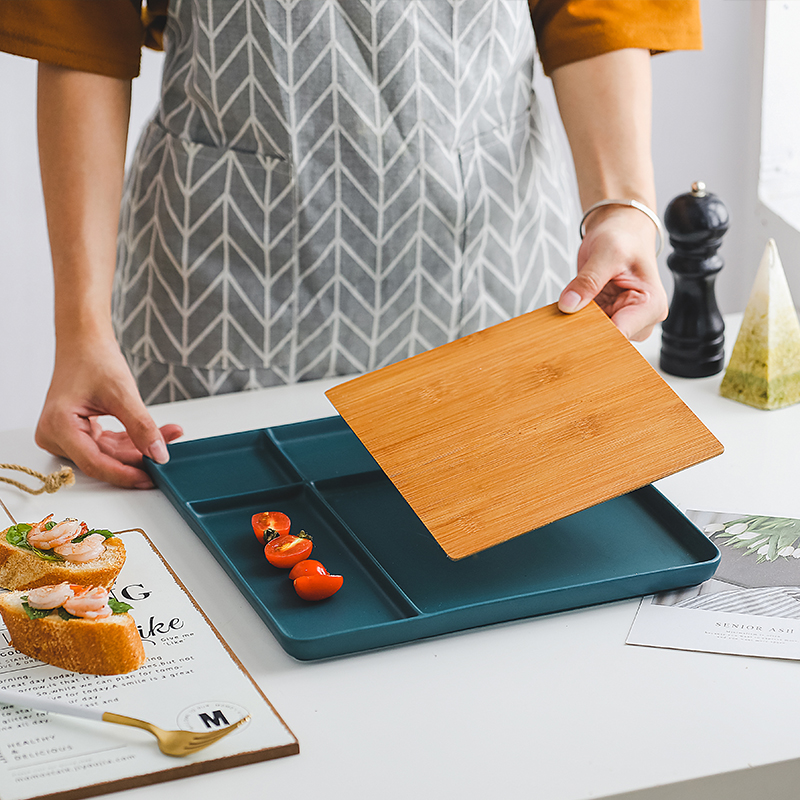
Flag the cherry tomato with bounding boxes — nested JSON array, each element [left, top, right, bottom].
[[288, 559, 329, 580], [263, 531, 313, 568], [252, 511, 291, 544], [293, 573, 343, 601]]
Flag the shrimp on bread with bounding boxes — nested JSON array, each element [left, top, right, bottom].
[[0, 516, 126, 590], [0, 583, 145, 675]]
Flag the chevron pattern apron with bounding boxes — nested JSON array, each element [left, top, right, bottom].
[[114, 0, 578, 403]]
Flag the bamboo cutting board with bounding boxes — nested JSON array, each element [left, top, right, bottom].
[[325, 302, 723, 560]]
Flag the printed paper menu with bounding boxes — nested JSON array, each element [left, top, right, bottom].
[[0, 530, 297, 800]]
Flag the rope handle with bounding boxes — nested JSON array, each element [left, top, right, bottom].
[[0, 464, 75, 495]]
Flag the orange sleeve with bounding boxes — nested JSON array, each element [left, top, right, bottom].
[[0, 0, 145, 79], [142, 0, 168, 51], [529, 0, 703, 75]]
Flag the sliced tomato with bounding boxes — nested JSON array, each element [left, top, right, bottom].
[[263, 532, 313, 568], [252, 511, 291, 544], [288, 559, 329, 581], [293, 573, 343, 601]]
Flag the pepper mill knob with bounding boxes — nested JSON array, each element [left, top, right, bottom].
[[659, 182, 729, 377]]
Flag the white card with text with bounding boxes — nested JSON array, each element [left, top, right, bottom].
[[628, 510, 800, 660]]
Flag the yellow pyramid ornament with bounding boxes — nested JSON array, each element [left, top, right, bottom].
[[720, 238, 800, 409]]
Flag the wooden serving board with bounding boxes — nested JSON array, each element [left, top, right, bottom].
[[326, 302, 724, 560]]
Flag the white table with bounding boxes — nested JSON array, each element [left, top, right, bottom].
[[2, 316, 800, 800]]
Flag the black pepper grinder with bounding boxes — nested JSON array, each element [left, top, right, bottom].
[[659, 181, 729, 377]]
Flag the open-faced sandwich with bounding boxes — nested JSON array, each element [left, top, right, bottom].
[[0, 583, 145, 675], [0, 515, 125, 590]]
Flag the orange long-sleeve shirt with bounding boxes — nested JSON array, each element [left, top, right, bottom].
[[0, 0, 701, 80]]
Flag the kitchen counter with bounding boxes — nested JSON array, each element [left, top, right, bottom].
[[1, 315, 799, 800]]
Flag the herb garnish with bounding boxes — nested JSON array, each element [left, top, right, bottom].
[[72, 529, 114, 543], [6, 525, 64, 563], [109, 598, 132, 614], [20, 599, 53, 620], [20, 596, 131, 620]]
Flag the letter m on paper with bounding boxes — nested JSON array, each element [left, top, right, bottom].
[[199, 710, 230, 728]]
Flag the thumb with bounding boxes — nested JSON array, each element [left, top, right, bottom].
[[557, 270, 605, 314], [115, 401, 171, 464]]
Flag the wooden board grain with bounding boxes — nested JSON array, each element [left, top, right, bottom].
[[325, 302, 724, 560]]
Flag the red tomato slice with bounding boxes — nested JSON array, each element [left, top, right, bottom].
[[293, 573, 343, 601], [288, 559, 329, 581], [263, 532, 313, 568], [252, 511, 291, 544]]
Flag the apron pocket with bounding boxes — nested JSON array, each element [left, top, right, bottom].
[[116, 120, 298, 374]]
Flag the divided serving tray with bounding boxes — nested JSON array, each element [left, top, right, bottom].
[[147, 415, 720, 661]]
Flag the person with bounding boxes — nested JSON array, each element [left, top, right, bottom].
[[0, 0, 702, 489]]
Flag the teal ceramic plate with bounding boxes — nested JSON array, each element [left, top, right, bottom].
[[146, 416, 719, 660]]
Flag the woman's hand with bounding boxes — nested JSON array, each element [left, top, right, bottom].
[[35, 64, 181, 488], [35, 332, 183, 489], [558, 205, 668, 341]]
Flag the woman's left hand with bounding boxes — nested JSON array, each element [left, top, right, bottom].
[[557, 204, 668, 342], [550, 48, 668, 342]]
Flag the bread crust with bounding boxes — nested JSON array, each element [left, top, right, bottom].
[[0, 592, 146, 675], [0, 528, 126, 590]]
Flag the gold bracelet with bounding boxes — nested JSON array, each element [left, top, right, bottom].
[[579, 199, 665, 257]]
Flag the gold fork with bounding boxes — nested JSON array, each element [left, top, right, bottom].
[[0, 689, 249, 757], [101, 712, 248, 756]]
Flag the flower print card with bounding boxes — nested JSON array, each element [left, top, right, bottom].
[[0, 529, 297, 800], [627, 510, 800, 660]]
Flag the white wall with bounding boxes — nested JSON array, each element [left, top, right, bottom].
[[0, 48, 164, 433], [757, 1, 800, 298], [0, 53, 53, 433], [652, 0, 759, 314], [0, 1, 771, 434]]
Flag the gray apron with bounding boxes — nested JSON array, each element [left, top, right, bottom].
[[114, 0, 577, 403]]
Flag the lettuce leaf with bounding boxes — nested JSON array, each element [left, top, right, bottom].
[[108, 597, 132, 614], [71, 528, 114, 543], [20, 596, 131, 620], [20, 599, 54, 620], [5, 525, 64, 562]]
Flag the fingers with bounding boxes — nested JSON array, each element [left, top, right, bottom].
[[559, 208, 666, 340], [160, 424, 184, 445], [558, 281, 658, 340], [34, 344, 185, 489], [38, 419, 184, 490], [558, 266, 665, 341], [75, 447, 155, 490], [36, 413, 157, 489], [608, 303, 659, 343], [84, 357, 181, 469], [79, 419, 184, 488]]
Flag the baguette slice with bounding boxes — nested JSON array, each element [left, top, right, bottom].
[[0, 591, 146, 675], [0, 529, 125, 591]]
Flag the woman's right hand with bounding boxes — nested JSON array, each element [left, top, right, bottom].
[[35, 334, 183, 489]]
